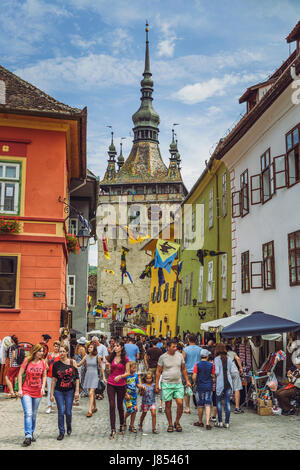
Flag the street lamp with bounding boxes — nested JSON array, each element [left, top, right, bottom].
[[76, 226, 90, 251]]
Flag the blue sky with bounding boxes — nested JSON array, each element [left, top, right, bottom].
[[1, 0, 299, 264]]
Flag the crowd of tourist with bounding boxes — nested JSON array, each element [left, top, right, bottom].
[[0, 330, 299, 447]]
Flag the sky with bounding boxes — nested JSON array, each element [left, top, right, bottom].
[[1, 0, 298, 264]]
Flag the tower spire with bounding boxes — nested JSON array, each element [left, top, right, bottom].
[[132, 22, 160, 143]]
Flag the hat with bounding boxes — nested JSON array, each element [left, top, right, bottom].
[[91, 336, 99, 342], [200, 349, 210, 358], [42, 334, 51, 341], [3, 336, 13, 348], [78, 337, 87, 345]]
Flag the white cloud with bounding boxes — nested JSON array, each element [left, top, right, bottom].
[[70, 35, 102, 49]]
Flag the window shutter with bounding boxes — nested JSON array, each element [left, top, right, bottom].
[[250, 174, 262, 205], [221, 254, 227, 299], [209, 189, 214, 228], [198, 266, 204, 303], [273, 154, 287, 190], [189, 272, 193, 305], [250, 261, 263, 289], [232, 191, 241, 218], [206, 261, 214, 301]]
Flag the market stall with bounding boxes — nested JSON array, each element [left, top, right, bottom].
[[222, 311, 300, 414]]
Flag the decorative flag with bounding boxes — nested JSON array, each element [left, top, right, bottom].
[[121, 246, 133, 284], [155, 239, 179, 274], [118, 224, 150, 244], [196, 249, 226, 266], [102, 233, 111, 259]]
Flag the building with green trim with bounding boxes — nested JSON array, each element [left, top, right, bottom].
[[177, 157, 232, 337]]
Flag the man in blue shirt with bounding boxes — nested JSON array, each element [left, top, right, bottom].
[[125, 338, 140, 362], [182, 334, 202, 414]]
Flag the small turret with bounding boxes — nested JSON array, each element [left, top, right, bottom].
[[103, 132, 117, 181], [117, 141, 125, 171]]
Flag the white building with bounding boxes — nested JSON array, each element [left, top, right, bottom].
[[214, 22, 300, 322]]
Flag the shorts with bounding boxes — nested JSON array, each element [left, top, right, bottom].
[[196, 390, 213, 407], [137, 360, 147, 376], [124, 397, 137, 414], [231, 372, 243, 391], [140, 403, 156, 412], [161, 383, 184, 402], [183, 373, 195, 394]]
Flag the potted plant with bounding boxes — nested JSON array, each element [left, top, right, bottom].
[[65, 233, 80, 254], [0, 219, 21, 234]]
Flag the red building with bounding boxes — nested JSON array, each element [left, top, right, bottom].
[[0, 65, 86, 345]]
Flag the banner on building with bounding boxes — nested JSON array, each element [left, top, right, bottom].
[[155, 239, 179, 274]]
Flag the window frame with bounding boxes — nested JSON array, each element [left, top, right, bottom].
[[262, 241, 276, 290], [260, 149, 273, 204], [0, 255, 18, 309], [240, 169, 250, 216], [222, 172, 227, 217], [208, 188, 214, 229], [288, 230, 300, 286], [286, 124, 300, 188], [67, 275, 76, 307], [241, 251, 250, 294], [0, 161, 22, 215]]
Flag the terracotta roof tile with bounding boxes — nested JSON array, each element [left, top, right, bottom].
[[0, 64, 82, 116]]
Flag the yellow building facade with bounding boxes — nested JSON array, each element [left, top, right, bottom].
[[142, 224, 179, 338]]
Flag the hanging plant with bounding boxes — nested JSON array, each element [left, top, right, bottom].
[[66, 233, 80, 254], [0, 219, 21, 234]]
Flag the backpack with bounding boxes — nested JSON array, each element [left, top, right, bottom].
[[15, 345, 26, 366]]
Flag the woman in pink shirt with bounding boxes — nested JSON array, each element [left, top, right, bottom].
[[16, 344, 47, 447], [106, 341, 130, 439]]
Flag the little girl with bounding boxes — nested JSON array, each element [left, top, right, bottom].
[[139, 372, 158, 434]]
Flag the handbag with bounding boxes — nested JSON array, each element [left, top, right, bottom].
[[14, 361, 28, 392], [96, 379, 106, 395]]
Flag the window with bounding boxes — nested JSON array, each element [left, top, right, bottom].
[[157, 285, 161, 303], [184, 274, 189, 305], [222, 172, 227, 217], [171, 280, 177, 301], [250, 261, 263, 289], [67, 275, 75, 307], [197, 266, 204, 303], [288, 230, 300, 286], [208, 188, 213, 228], [68, 218, 78, 236], [262, 241, 275, 290], [152, 286, 157, 303], [0, 256, 18, 308], [241, 251, 250, 293], [0, 162, 21, 214], [286, 125, 300, 187], [221, 254, 227, 299], [240, 170, 249, 216], [206, 261, 214, 302], [189, 272, 193, 305], [260, 149, 274, 203], [163, 283, 169, 302]]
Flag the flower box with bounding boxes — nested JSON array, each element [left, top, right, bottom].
[[0, 219, 21, 234], [66, 233, 80, 254]]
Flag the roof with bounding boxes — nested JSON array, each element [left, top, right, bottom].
[[286, 20, 300, 43], [102, 141, 182, 185], [0, 64, 83, 117], [239, 78, 276, 104]]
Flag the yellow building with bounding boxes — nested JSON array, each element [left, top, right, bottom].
[[141, 223, 179, 338]]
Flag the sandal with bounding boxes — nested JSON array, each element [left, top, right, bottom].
[[92, 408, 98, 414], [109, 430, 116, 440], [86, 412, 92, 417], [183, 410, 191, 414], [129, 426, 137, 433], [193, 422, 204, 427], [152, 429, 159, 434], [174, 422, 183, 432], [167, 425, 174, 433], [119, 425, 125, 434], [138, 424, 143, 432]]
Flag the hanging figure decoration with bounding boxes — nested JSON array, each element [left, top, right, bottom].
[[117, 223, 150, 244], [121, 246, 133, 285], [102, 232, 111, 259], [196, 249, 226, 266]]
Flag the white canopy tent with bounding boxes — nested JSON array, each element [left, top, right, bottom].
[[201, 314, 252, 333]]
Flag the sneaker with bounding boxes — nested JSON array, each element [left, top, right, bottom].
[[22, 438, 31, 447], [210, 416, 217, 422], [159, 406, 162, 413], [214, 422, 223, 428], [234, 408, 244, 414], [223, 423, 230, 429], [46, 407, 52, 414]]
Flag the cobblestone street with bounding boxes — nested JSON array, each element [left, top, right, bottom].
[[0, 393, 299, 451]]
